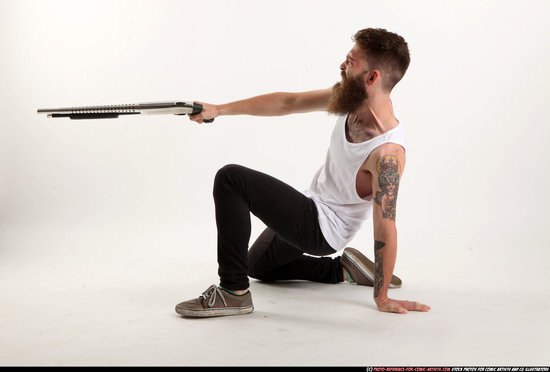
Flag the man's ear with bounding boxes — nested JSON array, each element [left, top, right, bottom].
[[366, 69, 381, 87]]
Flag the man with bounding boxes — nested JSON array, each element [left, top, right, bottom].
[[176, 28, 430, 317]]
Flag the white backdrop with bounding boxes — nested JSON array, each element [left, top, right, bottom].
[[1, 0, 550, 365], [2, 0, 549, 272]]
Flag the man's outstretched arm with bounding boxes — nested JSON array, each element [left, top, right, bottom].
[[188, 88, 332, 124], [369, 146, 430, 314]]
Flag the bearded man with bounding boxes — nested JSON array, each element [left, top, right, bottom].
[[176, 28, 430, 317]]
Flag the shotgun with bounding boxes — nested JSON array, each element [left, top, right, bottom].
[[37, 101, 214, 122]]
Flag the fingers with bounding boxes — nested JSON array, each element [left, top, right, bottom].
[[188, 114, 207, 124], [395, 300, 431, 313], [401, 300, 431, 312], [377, 299, 431, 314]]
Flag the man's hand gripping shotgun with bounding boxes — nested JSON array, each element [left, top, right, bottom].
[[37, 101, 214, 123]]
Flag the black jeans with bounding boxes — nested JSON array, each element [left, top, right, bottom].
[[213, 164, 344, 290]]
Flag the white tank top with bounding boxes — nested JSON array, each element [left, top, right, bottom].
[[304, 115, 407, 251]]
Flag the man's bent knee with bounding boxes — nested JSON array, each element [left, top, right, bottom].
[[213, 164, 247, 196], [214, 164, 244, 183]]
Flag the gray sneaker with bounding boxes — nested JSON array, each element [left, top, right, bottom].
[[341, 247, 402, 288], [175, 285, 254, 318]]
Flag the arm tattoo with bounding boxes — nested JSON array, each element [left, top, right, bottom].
[[374, 240, 385, 298], [374, 155, 401, 221]]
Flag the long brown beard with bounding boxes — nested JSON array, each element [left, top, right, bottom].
[[327, 71, 367, 115]]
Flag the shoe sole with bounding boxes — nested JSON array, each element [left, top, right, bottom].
[[175, 305, 254, 318], [344, 247, 402, 288]]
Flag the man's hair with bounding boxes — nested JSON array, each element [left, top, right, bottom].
[[353, 28, 410, 92]]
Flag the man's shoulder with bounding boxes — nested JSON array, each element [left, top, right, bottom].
[[364, 143, 406, 173], [374, 142, 405, 156]]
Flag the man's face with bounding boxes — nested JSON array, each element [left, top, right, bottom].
[[327, 45, 368, 115]]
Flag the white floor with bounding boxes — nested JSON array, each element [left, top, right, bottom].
[[1, 225, 548, 367]]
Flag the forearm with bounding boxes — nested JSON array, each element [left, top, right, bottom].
[[217, 89, 330, 117], [373, 230, 398, 305], [217, 92, 293, 117]]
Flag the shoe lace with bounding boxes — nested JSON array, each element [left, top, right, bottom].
[[201, 285, 227, 308]]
